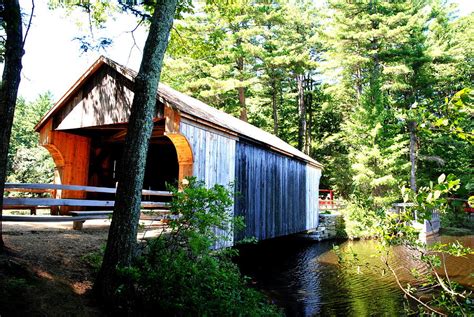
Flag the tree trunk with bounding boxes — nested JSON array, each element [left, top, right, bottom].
[[271, 79, 278, 136], [355, 67, 363, 105], [0, 0, 24, 251], [237, 56, 247, 122], [408, 120, 417, 192], [95, 0, 178, 301], [238, 86, 247, 121], [305, 78, 313, 155], [297, 74, 306, 151]]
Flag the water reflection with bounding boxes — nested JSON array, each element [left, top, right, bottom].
[[236, 235, 473, 317]]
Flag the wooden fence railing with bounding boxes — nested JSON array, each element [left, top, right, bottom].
[[2, 183, 173, 229]]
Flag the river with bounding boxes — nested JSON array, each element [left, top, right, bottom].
[[236, 234, 474, 316]]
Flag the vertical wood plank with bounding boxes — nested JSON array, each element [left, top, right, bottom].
[[180, 121, 237, 247], [216, 136, 322, 243]]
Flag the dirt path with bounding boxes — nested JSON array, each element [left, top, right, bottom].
[[0, 220, 166, 316]]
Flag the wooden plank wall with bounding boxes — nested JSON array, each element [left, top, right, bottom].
[[234, 140, 313, 241], [54, 65, 135, 130], [305, 165, 321, 230], [180, 120, 236, 247], [38, 120, 91, 214]]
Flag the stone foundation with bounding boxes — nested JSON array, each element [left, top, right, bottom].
[[306, 214, 344, 241]]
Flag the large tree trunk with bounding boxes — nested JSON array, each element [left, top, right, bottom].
[[0, 0, 24, 251], [95, 0, 178, 301], [408, 120, 417, 192], [297, 74, 306, 151]]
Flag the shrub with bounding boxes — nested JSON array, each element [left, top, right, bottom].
[[339, 200, 382, 239], [116, 178, 281, 316]]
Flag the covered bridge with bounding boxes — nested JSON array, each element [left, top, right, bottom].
[[35, 56, 322, 244]]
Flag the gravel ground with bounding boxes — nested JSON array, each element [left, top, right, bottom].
[[2, 219, 166, 294]]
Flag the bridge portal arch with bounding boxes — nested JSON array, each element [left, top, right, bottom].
[[164, 133, 193, 184]]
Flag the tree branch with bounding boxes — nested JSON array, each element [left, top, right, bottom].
[[126, 16, 144, 64], [120, 3, 152, 20], [22, 0, 35, 49], [386, 262, 447, 316]]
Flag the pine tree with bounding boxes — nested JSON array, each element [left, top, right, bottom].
[[164, 2, 260, 121], [322, 0, 436, 198], [163, 0, 323, 153]]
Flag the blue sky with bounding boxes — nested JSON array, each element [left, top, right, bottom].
[[11, 0, 474, 102]]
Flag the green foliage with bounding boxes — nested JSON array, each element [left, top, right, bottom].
[[339, 201, 379, 239], [400, 173, 460, 224], [163, 1, 473, 211], [428, 89, 473, 143], [336, 174, 473, 315], [380, 175, 473, 315], [166, 178, 241, 249], [7, 94, 54, 186], [412, 88, 473, 196], [8, 94, 52, 165], [164, 3, 262, 118], [115, 178, 281, 316], [317, 2, 473, 207], [440, 211, 473, 231], [82, 247, 105, 273], [6, 93, 55, 186], [164, 0, 323, 146], [7, 147, 54, 188]]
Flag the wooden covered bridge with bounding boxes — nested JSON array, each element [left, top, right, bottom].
[[33, 56, 323, 244]]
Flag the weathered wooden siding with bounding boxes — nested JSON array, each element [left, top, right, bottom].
[[180, 120, 237, 247], [54, 65, 134, 130], [234, 141, 314, 241], [180, 120, 236, 186], [52, 65, 164, 131], [305, 165, 321, 229]]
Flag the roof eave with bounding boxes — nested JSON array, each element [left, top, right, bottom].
[[34, 56, 108, 132]]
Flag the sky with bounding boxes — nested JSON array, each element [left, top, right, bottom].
[[7, 0, 474, 103], [17, 2, 148, 102]]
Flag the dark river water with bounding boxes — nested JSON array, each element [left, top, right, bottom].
[[236, 235, 474, 317]]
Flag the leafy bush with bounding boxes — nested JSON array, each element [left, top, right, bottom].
[[116, 178, 281, 316], [440, 205, 470, 229], [339, 200, 382, 239], [7, 94, 55, 192], [7, 146, 54, 188], [380, 175, 473, 315]]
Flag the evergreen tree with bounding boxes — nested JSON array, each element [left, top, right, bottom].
[[322, 0, 435, 199], [7, 94, 55, 186], [164, 0, 323, 153], [164, 2, 260, 121]]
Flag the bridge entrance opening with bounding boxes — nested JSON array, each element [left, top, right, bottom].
[[88, 136, 192, 195], [40, 120, 194, 210]]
